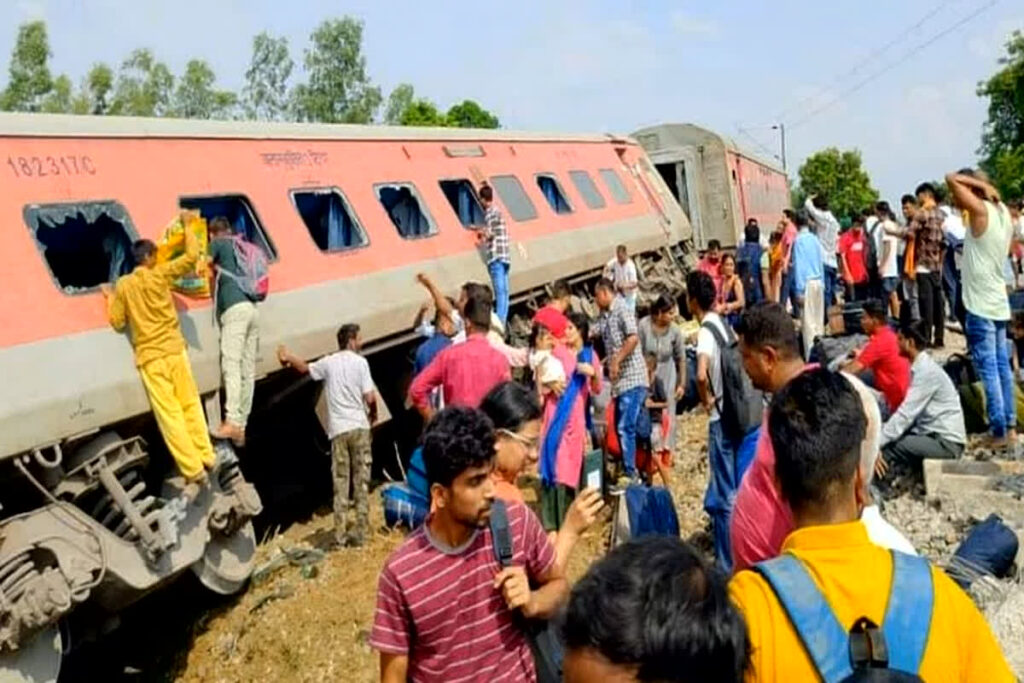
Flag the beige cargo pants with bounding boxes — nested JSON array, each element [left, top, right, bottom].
[[219, 301, 259, 427]]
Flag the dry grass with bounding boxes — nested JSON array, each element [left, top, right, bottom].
[[176, 411, 713, 683]]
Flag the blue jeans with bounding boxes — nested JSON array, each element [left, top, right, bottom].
[[704, 419, 739, 572], [966, 312, 1016, 438], [824, 265, 838, 312], [488, 260, 510, 325], [615, 387, 647, 478]]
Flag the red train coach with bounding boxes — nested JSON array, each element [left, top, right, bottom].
[[0, 113, 689, 678]]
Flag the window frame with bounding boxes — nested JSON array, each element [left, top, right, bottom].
[[568, 170, 607, 210], [23, 199, 140, 296], [373, 181, 439, 240], [438, 177, 485, 230], [488, 174, 538, 222], [533, 172, 574, 215], [288, 186, 370, 254], [598, 168, 633, 205], [179, 192, 278, 261]]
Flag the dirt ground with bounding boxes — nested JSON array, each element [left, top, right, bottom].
[[173, 408, 714, 683]]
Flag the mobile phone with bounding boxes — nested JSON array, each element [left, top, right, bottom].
[[582, 449, 603, 493]]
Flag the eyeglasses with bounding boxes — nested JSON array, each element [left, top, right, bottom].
[[497, 428, 540, 451]]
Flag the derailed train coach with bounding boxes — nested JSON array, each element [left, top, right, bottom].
[[634, 122, 791, 250], [0, 112, 691, 679]]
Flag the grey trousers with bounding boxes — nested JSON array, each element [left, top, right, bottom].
[[883, 433, 963, 466]]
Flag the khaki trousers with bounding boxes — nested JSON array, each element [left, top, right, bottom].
[[219, 301, 259, 427]]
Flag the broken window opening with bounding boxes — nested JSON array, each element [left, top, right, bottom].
[[569, 170, 607, 210], [489, 175, 537, 222], [376, 183, 437, 239], [291, 188, 368, 252], [535, 174, 573, 215], [599, 168, 632, 204], [179, 194, 276, 260], [25, 201, 137, 294], [439, 179, 484, 228]]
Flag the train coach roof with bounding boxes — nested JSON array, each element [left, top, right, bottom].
[[633, 122, 785, 174], [0, 112, 636, 145]]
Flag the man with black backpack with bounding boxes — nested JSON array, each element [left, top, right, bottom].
[[729, 369, 1011, 682], [737, 220, 767, 306], [370, 407, 568, 683], [688, 270, 762, 571]]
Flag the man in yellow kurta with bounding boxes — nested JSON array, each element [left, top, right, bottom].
[[729, 368, 1013, 682], [102, 212, 216, 488]]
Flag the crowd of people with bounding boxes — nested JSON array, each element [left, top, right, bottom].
[[101, 174, 1022, 680]]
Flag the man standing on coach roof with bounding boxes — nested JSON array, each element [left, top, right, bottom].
[[102, 210, 216, 498], [277, 324, 378, 547], [371, 407, 568, 683], [474, 183, 511, 326], [208, 217, 259, 447]]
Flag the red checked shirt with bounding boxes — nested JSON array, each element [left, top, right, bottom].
[[370, 502, 556, 682], [408, 334, 511, 410]]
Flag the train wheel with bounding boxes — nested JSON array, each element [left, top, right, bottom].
[[0, 625, 62, 683], [191, 520, 258, 595]]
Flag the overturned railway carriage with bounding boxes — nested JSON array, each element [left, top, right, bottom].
[[0, 113, 690, 678], [633, 123, 790, 249]]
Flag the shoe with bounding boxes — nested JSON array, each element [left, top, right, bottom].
[[211, 422, 246, 447], [181, 473, 209, 504]]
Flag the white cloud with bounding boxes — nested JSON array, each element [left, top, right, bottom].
[[670, 9, 719, 38]]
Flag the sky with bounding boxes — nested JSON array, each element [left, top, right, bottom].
[[1, 0, 1021, 203]]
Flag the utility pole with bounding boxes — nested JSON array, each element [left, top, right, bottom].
[[772, 123, 787, 172]]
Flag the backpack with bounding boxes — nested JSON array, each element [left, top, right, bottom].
[[217, 235, 269, 302], [756, 551, 931, 682], [489, 499, 562, 683], [701, 320, 764, 442], [610, 484, 680, 547], [381, 482, 429, 530], [942, 354, 988, 434], [736, 242, 764, 304]]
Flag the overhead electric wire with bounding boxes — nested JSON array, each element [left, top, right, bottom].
[[787, 0, 1000, 130], [773, 0, 955, 123], [735, 124, 782, 162]]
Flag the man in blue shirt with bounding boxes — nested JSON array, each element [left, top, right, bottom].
[[790, 209, 825, 358], [413, 308, 456, 377]]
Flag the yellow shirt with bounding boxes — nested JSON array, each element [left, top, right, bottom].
[[108, 228, 199, 367], [729, 520, 1013, 682]]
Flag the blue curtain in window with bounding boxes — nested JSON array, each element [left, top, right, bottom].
[[379, 186, 430, 237], [327, 193, 360, 250], [440, 181, 483, 227], [30, 203, 134, 291], [538, 177, 570, 214]]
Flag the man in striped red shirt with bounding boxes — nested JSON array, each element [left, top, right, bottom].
[[371, 407, 567, 682]]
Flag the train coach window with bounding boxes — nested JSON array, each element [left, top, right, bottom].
[[569, 170, 606, 209], [291, 188, 368, 252], [535, 174, 572, 214], [25, 201, 137, 294], [179, 194, 277, 260], [376, 183, 437, 239], [599, 168, 632, 204], [489, 175, 537, 222], [439, 179, 484, 228]]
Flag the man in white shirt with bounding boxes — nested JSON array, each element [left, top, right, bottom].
[[278, 324, 378, 547], [805, 195, 840, 313], [605, 245, 639, 311]]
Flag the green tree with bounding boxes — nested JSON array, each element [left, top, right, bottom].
[[401, 99, 447, 126], [40, 73, 72, 113], [796, 147, 879, 220], [978, 30, 1024, 199], [384, 82, 414, 125], [77, 63, 114, 115], [109, 49, 174, 117], [445, 99, 499, 129], [241, 32, 294, 121], [290, 17, 382, 123], [0, 21, 54, 112], [172, 59, 236, 119]]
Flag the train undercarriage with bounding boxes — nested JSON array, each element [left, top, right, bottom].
[[0, 433, 262, 682]]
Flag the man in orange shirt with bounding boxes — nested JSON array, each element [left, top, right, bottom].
[[729, 369, 1012, 682]]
